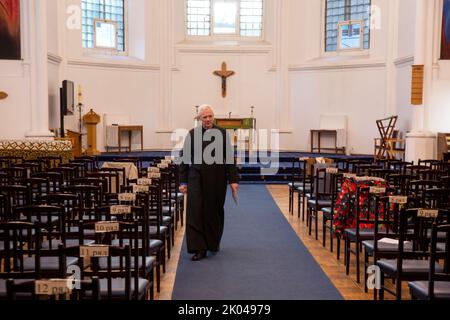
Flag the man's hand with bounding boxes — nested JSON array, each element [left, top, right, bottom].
[[230, 183, 239, 194], [179, 185, 188, 194]]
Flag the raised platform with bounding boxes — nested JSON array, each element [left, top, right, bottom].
[[98, 151, 373, 184]]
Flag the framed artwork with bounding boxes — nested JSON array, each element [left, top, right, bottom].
[[442, 0, 450, 60], [0, 0, 21, 60], [337, 20, 364, 51]]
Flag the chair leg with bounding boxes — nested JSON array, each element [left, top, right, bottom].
[[356, 241, 361, 284], [302, 195, 307, 222], [396, 279, 402, 301], [336, 236, 340, 260], [289, 189, 293, 214], [322, 217, 327, 248], [345, 238, 351, 276], [315, 210, 319, 241], [297, 193, 301, 219], [330, 226, 334, 253], [364, 250, 369, 293], [379, 272, 385, 301]]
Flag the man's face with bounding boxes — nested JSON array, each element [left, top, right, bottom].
[[201, 109, 214, 129]]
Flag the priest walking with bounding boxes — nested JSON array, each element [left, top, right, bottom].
[[179, 105, 239, 261]]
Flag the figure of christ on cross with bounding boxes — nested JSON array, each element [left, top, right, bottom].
[[213, 62, 235, 98]]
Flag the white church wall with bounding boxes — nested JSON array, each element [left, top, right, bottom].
[[287, 0, 392, 154], [2, 0, 439, 155]]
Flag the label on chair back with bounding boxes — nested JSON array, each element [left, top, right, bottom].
[[35, 280, 71, 296], [148, 172, 161, 179], [95, 222, 120, 233], [80, 245, 110, 258], [110, 205, 132, 215], [118, 193, 136, 202], [148, 167, 160, 173], [165, 156, 175, 161], [389, 196, 408, 204], [369, 187, 386, 194], [161, 159, 172, 165], [133, 185, 149, 193], [157, 163, 169, 169], [418, 209, 439, 218], [326, 168, 338, 174], [137, 178, 153, 186]]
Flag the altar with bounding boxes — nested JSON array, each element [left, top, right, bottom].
[[214, 117, 256, 151], [0, 139, 74, 163]]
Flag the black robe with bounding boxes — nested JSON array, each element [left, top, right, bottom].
[[179, 124, 238, 254]]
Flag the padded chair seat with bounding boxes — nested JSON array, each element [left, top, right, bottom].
[[409, 281, 450, 300], [149, 239, 164, 250], [426, 231, 448, 241], [41, 239, 95, 250], [288, 182, 303, 188], [437, 243, 447, 252], [377, 259, 444, 276], [298, 184, 312, 192], [23, 256, 78, 272], [149, 215, 172, 225], [322, 207, 333, 218], [162, 206, 172, 215], [344, 228, 376, 241], [0, 279, 34, 299], [148, 226, 168, 236], [88, 278, 149, 299], [30, 215, 59, 226], [97, 256, 155, 271], [362, 240, 413, 254], [307, 199, 332, 208], [68, 227, 97, 237], [171, 192, 184, 200]]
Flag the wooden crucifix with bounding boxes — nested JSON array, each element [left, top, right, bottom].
[[213, 62, 235, 98]]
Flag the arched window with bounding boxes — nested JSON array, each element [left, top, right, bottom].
[[325, 0, 371, 52], [82, 0, 125, 52], [186, 0, 263, 37]]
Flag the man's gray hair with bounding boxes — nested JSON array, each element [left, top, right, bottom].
[[196, 104, 214, 120]]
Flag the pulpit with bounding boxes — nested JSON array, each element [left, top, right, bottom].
[[83, 109, 101, 156]]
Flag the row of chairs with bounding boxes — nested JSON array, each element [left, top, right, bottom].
[[288, 156, 450, 300], [0, 155, 185, 300]]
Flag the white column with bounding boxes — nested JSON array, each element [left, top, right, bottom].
[[25, 0, 54, 139], [410, 0, 427, 133], [405, 0, 436, 162]]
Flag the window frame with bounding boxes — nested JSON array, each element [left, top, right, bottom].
[[185, 0, 264, 41], [322, 0, 371, 56], [336, 19, 364, 52], [93, 19, 119, 50], [82, 0, 128, 56]]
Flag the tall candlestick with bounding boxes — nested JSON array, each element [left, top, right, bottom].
[[78, 85, 83, 105]]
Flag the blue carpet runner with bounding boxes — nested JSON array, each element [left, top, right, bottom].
[[172, 185, 343, 300]]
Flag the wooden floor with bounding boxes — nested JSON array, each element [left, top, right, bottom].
[[267, 185, 411, 300], [158, 185, 411, 300], [155, 221, 186, 300]]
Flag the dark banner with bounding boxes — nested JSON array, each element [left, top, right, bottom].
[[0, 0, 21, 60]]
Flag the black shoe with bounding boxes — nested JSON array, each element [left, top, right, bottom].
[[192, 251, 207, 262]]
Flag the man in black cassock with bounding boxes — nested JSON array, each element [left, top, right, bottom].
[[179, 105, 239, 261]]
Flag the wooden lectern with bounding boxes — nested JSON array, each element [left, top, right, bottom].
[[83, 109, 101, 156], [66, 130, 83, 157]]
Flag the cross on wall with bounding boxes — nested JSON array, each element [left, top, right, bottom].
[[213, 62, 235, 98]]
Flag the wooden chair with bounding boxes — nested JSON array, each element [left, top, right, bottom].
[[409, 224, 450, 300], [6, 277, 101, 301], [376, 208, 450, 300], [374, 116, 405, 161]]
